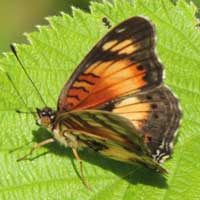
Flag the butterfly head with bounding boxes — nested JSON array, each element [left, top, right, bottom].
[[36, 107, 56, 128]]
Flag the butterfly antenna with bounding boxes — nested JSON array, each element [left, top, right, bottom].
[[10, 44, 47, 107], [5, 72, 36, 118]]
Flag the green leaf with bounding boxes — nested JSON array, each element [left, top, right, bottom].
[[0, 0, 200, 199]]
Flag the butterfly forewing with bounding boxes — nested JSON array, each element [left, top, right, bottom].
[[58, 16, 163, 111]]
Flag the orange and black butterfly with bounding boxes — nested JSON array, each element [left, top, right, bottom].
[[12, 16, 181, 176]]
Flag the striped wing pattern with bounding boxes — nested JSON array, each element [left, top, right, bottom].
[[54, 110, 166, 172], [58, 16, 163, 111]]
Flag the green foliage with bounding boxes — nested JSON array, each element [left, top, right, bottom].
[[186, 0, 200, 16], [0, 0, 200, 199]]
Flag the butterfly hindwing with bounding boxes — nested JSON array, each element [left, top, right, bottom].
[[58, 16, 163, 111], [99, 85, 181, 162], [54, 110, 166, 172]]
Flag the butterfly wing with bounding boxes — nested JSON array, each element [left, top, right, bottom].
[[58, 16, 163, 111], [99, 85, 182, 162], [54, 110, 166, 173], [57, 16, 181, 163]]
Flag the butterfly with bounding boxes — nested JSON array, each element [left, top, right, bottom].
[[13, 16, 181, 180]]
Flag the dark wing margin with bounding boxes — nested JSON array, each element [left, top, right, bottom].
[[58, 16, 163, 111]]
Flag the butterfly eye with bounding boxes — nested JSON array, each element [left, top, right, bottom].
[[48, 111, 52, 115], [41, 112, 46, 116]]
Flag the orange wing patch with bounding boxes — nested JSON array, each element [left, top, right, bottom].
[[85, 61, 113, 74], [118, 45, 137, 55], [112, 96, 151, 129], [102, 40, 118, 50], [66, 58, 147, 110], [103, 39, 138, 55]]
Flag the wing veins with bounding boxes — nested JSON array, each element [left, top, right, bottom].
[[114, 100, 165, 109], [70, 86, 90, 93], [115, 110, 164, 114], [89, 45, 155, 78], [89, 43, 153, 75], [104, 30, 152, 53], [87, 71, 145, 94], [73, 71, 146, 109]]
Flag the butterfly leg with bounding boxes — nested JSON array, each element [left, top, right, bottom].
[[72, 148, 91, 190], [17, 138, 55, 161], [102, 17, 112, 29]]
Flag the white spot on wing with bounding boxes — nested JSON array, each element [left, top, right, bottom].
[[115, 27, 126, 33]]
